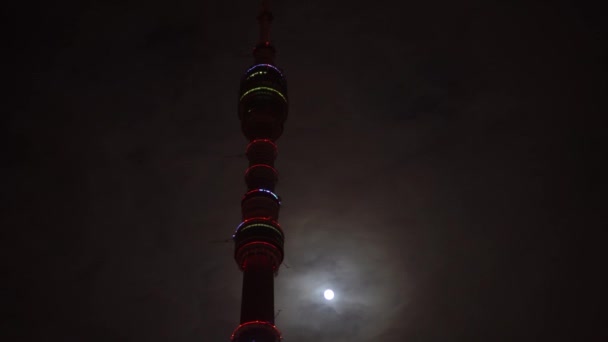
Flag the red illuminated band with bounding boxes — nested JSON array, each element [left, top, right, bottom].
[[231, 320, 282, 342], [246, 138, 277, 153], [242, 188, 281, 204], [245, 164, 278, 177], [235, 241, 284, 271], [235, 241, 283, 262], [237, 241, 282, 253]]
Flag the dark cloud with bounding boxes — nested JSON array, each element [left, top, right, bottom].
[[5, 0, 606, 341]]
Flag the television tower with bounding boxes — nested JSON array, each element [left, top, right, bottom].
[[231, 1, 287, 341]]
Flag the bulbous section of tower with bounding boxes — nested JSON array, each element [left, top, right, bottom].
[[238, 63, 288, 141]]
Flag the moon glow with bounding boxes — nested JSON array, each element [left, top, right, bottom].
[[323, 289, 335, 300]]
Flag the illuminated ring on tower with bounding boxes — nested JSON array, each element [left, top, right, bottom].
[[234, 217, 283, 236], [246, 138, 277, 152], [244, 164, 278, 190], [239, 86, 287, 103], [246, 139, 278, 157], [242, 188, 281, 205], [246, 139, 278, 166], [244, 164, 278, 178], [245, 63, 285, 78], [235, 241, 283, 271], [231, 320, 282, 342], [233, 217, 284, 270], [241, 188, 281, 220]]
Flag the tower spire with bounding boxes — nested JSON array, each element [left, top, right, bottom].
[[253, 0, 276, 64], [258, 0, 272, 44]]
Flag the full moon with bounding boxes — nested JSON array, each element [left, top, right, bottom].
[[323, 289, 335, 300]]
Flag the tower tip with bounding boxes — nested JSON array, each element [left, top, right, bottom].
[[257, 0, 273, 45], [254, 0, 276, 64]]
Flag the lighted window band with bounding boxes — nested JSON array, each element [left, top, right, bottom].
[[236, 223, 284, 238], [245, 64, 284, 77], [243, 188, 280, 202], [240, 87, 287, 103], [246, 70, 267, 80], [236, 217, 280, 229]]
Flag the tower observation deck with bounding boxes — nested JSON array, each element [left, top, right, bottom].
[[231, 1, 287, 342]]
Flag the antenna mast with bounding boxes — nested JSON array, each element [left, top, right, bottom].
[[253, 0, 276, 64]]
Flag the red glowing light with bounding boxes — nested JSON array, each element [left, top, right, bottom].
[[246, 138, 278, 152], [245, 164, 278, 178], [236, 241, 283, 269], [230, 320, 282, 341], [237, 241, 281, 253]]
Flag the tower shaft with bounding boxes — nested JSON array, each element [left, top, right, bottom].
[[240, 254, 275, 323]]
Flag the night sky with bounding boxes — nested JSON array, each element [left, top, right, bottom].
[[5, 0, 607, 341]]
